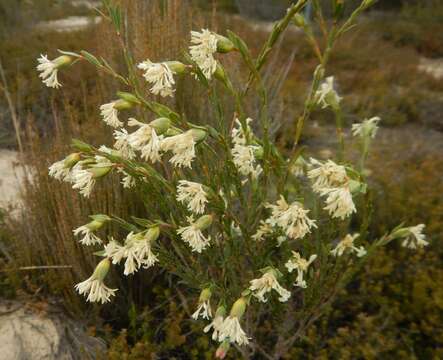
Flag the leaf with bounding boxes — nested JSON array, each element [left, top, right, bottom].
[[131, 216, 153, 228], [80, 50, 102, 67], [150, 102, 181, 123], [227, 30, 257, 76], [111, 216, 140, 232], [57, 49, 81, 58]]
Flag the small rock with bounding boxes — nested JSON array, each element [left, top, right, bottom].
[[0, 300, 105, 360]]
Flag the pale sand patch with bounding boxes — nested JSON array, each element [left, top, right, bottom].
[[0, 150, 25, 207]]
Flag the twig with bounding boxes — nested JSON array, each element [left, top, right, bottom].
[[1, 265, 73, 272]]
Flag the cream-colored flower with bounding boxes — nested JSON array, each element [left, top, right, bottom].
[[266, 196, 317, 240], [204, 306, 226, 340], [100, 101, 124, 128], [127, 118, 162, 162], [161, 130, 196, 168], [192, 288, 212, 320], [48, 153, 81, 182], [252, 220, 273, 241], [232, 144, 263, 179], [120, 171, 136, 189], [176, 180, 208, 214], [352, 116, 381, 139], [113, 129, 136, 160], [71, 166, 96, 198], [401, 224, 428, 249], [308, 158, 348, 193], [331, 233, 366, 257], [37, 54, 71, 88], [231, 117, 253, 146], [177, 215, 212, 253], [314, 76, 342, 110], [189, 29, 218, 79], [285, 252, 317, 288], [249, 269, 291, 303], [320, 186, 356, 220], [74, 258, 117, 304], [218, 316, 249, 346], [138, 60, 176, 97], [73, 225, 102, 246]]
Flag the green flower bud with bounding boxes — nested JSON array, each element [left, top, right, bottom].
[[190, 128, 208, 143], [146, 226, 160, 243], [53, 55, 73, 68], [113, 99, 134, 111], [199, 287, 212, 302], [230, 297, 247, 319], [89, 166, 112, 179], [166, 61, 187, 74], [92, 258, 111, 282], [63, 153, 81, 168], [194, 214, 213, 231], [216, 35, 236, 53], [292, 14, 306, 28], [87, 214, 111, 231], [215, 305, 226, 318], [253, 146, 264, 160], [215, 340, 230, 359], [117, 91, 140, 105], [165, 128, 182, 137], [214, 63, 228, 84], [150, 117, 171, 135]]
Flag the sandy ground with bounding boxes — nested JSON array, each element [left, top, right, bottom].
[[0, 150, 25, 208]]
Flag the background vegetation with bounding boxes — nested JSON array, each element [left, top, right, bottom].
[[0, 0, 442, 358]]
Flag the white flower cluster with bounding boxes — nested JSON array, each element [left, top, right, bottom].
[[331, 233, 366, 258], [308, 158, 356, 220], [189, 29, 219, 79], [231, 118, 263, 179], [285, 251, 317, 288], [266, 196, 317, 241]]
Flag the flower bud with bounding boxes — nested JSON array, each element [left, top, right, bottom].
[[146, 226, 160, 243], [190, 128, 208, 143], [63, 153, 81, 168], [215, 305, 226, 318], [92, 258, 111, 282], [117, 91, 140, 105], [89, 166, 112, 179], [349, 179, 366, 194], [53, 55, 73, 68], [194, 214, 213, 231], [150, 117, 171, 135], [86, 215, 110, 231], [215, 340, 230, 359], [216, 35, 236, 53], [230, 297, 247, 319], [165, 128, 182, 137], [390, 228, 412, 240], [253, 146, 264, 160], [214, 63, 228, 85], [166, 61, 187, 74], [199, 287, 212, 303], [113, 99, 134, 111], [292, 14, 306, 28]]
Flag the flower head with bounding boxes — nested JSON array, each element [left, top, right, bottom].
[[314, 76, 342, 110], [73, 215, 109, 246], [71, 159, 112, 198], [113, 129, 136, 160], [127, 118, 163, 162], [138, 60, 176, 97], [252, 220, 273, 242], [48, 153, 81, 181], [192, 288, 213, 320], [177, 215, 212, 253], [204, 306, 226, 340], [266, 196, 317, 240], [37, 54, 72, 88], [190, 29, 218, 79], [285, 252, 317, 288], [400, 224, 428, 249], [249, 269, 291, 303], [352, 116, 381, 139], [176, 180, 208, 214], [308, 158, 348, 193], [74, 258, 117, 304], [331, 233, 366, 257], [100, 99, 133, 128], [218, 298, 249, 346], [232, 144, 263, 179], [320, 186, 356, 220], [161, 129, 206, 168]]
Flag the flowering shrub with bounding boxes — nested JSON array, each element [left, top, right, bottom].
[[40, 0, 429, 358]]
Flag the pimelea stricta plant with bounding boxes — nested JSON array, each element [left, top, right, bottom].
[[41, 0, 429, 358]]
